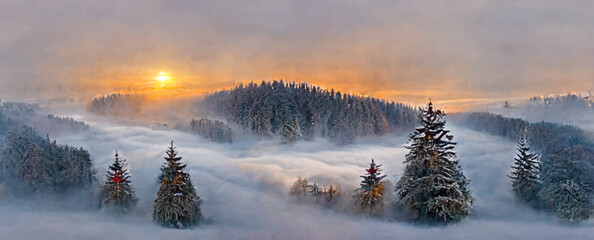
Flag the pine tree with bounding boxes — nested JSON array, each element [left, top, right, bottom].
[[99, 151, 138, 213], [509, 129, 541, 206], [539, 148, 593, 222], [396, 101, 472, 224], [153, 141, 202, 228], [281, 117, 301, 143], [544, 180, 592, 222], [354, 159, 387, 216]]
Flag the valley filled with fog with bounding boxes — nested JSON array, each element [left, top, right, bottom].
[[0, 99, 592, 240]]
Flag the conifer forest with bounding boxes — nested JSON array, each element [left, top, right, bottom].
[[1, 1, 593, 239]]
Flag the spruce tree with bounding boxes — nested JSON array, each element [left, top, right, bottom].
[[153, 141, 202, 228], [509, 129, 541, 206], [539, 148, 593, 222], [354, 159, 387, 216], [99, 151, 138, 213], [545, 180, 592, 222], [396, 101, 472, 223]]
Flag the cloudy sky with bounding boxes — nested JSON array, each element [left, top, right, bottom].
[[0, 0, 592, 105]]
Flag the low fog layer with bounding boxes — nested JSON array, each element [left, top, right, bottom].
[[483, 96, 594, 130], [1, 107, 592, 240]]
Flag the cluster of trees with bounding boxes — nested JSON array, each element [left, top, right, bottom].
[[1, 99, 203, 228], [529, 93, 593, 109], [1, 100, 88, 138], [200, 80, 416, 143], [0, 126, 94, 195], [290, 159, 391, 215], [88, 93, 144, 116], [189, 118, 232, 143], [98, 142, 202, 228], [0, 101, 93, 196], [290, 102, 473, 224], [289, 177, 342, 208], [458, 112, 594, 222]]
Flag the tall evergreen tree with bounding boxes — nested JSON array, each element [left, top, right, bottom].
[[354, 159, 387, 216], [396, 101, 472, 224], [542, 180, 592, 222], [153, 141, 202, 228], [509, 129, 541, 206], [539, 148, 593, 222], [99, 151, 138, 213]]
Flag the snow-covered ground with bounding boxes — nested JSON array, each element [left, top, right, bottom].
[[0, 108, 593, 240]]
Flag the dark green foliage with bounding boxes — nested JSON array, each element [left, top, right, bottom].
[[539, 148, 593, 222], [396, 102, 472, 224], [354, 159, 387, 217], [0, 126, 94, 195], [99, 151, 138, 213], [200, 80, 416, 143], [189, 118, 232, 143], [509, 129, 541, 206], [153, 141, 202, 229]]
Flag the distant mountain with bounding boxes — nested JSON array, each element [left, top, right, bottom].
[[199, 80, 416, 143]]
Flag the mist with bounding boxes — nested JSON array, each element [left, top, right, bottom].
[[1, 0, 593, 106], [1, 1, 594, 239], [0, 102, 592, 240]]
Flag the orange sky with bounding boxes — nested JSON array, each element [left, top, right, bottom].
[[0, 1, 592, 111]]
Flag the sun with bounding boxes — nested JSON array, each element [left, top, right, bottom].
[[152, 71, 175, 90], [156, 72, 170, 82]]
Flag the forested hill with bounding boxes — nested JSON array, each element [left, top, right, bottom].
[[0, 99, 94, 197], [450, 112, 594, 211], [199, 81, 417, 143]]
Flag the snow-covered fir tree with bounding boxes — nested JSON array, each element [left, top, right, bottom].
[[153, 141, 202, 228], [99, 151, 138, 213], [281, 117, 301, 143], [539, 148, 593, 222], [509, 128, 541, 206], [354, 159, 387, 216], [396, 101, 472, 224], [543, 180, 592, 222]]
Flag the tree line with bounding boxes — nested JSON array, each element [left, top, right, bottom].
[[200, 80, 417, 144]]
